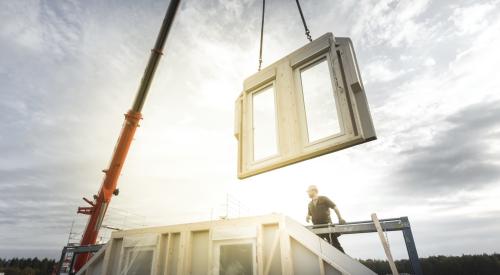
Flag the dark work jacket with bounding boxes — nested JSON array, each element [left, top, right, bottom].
[[308, 196, 336, 225]]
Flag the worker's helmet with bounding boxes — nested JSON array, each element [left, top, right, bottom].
[[307, 185, 318, 193]]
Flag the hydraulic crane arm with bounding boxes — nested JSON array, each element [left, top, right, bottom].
[[74, 0, 181, 271]]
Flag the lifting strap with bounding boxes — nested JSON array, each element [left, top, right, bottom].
[[258, 0, 313, 71]]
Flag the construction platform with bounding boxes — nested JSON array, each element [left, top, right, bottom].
[[75, 214, 375, 275]]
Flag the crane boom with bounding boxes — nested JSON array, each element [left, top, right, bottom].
[[73, 0, 181, 271]]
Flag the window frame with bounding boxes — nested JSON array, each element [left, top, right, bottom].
[[117, 234, 159, 275], [248, 81, 280, 165], [213, 239, 257, 275], [235, 33, 376, 179], [293, 52, 348, 147], [121, 246, 155, 275]]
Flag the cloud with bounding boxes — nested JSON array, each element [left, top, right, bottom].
[[423, 57, 436, 67], [450, 1, 498, 35], [395, 100, 500, 195], [0, 0, 84, 59], [363, 58, 407, 83], [0, 1, 43, 51], [1, 0, 500, 261], [412, 210, 500, 256], [348, 0, 432, 47]]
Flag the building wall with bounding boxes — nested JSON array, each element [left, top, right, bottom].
[[77, 214, 374, 275]]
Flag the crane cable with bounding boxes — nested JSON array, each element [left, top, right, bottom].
[[258, 0, 313, 71], [258, 0, 266, 71], [295, 0, 313, 42]]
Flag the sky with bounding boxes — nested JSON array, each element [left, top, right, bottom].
[[1, 0, 500, 261]]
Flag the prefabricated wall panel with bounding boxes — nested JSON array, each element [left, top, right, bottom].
[[234, 33, 376, 179], [77, 214, 375, 275]]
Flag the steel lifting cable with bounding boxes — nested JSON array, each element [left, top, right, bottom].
[[258, 0, 266, 71], [295, 0, 313, 42], [258, 0, 313, 71]]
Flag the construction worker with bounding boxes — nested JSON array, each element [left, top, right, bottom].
[[306, 185, 346, 252]]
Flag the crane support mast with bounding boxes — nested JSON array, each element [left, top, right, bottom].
[[74, 0, 181, 271]]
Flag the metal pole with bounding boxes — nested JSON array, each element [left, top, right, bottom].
[[56, 247, 67, 275], [401, 217, 423, 275], [132, 0, 181, 112], [69, 250, 77, 275]]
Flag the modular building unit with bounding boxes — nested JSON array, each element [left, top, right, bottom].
[[77, 214, 375, 275]]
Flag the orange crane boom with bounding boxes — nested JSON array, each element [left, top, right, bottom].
[[74, 0, 181, 271]]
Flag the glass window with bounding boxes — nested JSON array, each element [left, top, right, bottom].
[[125, 249, 153, 275], [300, 58, 341, 142], [252, 85, 278, 161], [219, 243, 253, 275]]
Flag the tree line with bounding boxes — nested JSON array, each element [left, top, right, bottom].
[[360, 253, 500, 275], [0, 258, 56, 275], [1, 253, 499, 274]]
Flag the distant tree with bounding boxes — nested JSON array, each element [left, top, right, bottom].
[[0, 257, 56, 275], [20, 267, 36, 275], [0, 253, 499, 275], [360, 254, 500, 275]]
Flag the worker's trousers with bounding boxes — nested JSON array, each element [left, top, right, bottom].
[[318, 233, 345, 253]]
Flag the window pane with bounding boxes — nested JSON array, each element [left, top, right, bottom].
[[300, 58, 341, 142], [252, 86, 277, 161], [220, 243, 253, 275], [126, 250, 153, 275]]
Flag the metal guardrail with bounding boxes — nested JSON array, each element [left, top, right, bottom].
[[307, 216, 423, 275], [56, 244, 105, 275]]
